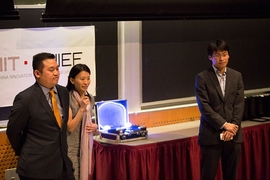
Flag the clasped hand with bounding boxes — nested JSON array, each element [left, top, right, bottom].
[[224, 122, 238, 135], [222, 123, 238, 141]]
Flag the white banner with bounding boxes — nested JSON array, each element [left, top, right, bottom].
[[0, 26, 96, 107]]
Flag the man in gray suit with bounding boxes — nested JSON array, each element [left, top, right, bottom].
[[7, 52, 75, 180], [195, 40, 245, 180]]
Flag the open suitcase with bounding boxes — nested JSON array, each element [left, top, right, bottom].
[[95, 99, 148, 143]]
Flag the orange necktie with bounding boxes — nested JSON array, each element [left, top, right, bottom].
[[49, 90, 62, 128]]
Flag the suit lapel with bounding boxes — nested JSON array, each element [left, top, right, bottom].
[[33, 83, 59, 126], [207, 67, 224, 101], [224, 68, 232, 101], [55, 85, 67, 124]]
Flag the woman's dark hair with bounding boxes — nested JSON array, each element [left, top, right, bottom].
[[207, 39, 229, 56], [66, 64, 91, 91]]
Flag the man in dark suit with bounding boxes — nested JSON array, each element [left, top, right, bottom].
[[195, 40, 245, 180], [7, 52, 75, 180]]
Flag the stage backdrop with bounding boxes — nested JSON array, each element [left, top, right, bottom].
[[0, 26, 96, 107]]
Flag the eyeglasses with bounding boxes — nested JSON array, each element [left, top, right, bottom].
[[212, 53, 228, 59]]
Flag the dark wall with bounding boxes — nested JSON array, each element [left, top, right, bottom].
[[0, 8, 118, 120], [142, 19, 270, 103], [1, 8, 270, 119], [42, 0, 270, 21]]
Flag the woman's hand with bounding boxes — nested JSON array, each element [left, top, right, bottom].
[[86, 123, 98, 133], [80, 95, 90, 111]]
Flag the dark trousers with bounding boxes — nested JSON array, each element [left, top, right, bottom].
[[200, 141, 241, 180], [19, 167, 75, 180]]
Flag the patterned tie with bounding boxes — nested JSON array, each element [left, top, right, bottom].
[[220, 73, 226, 97], [49, 90, 62, 128]]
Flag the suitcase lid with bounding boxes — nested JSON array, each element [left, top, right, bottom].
[[95, 99, 130, 132]]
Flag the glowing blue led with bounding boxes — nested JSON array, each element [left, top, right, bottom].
[[96, 99, 129, 131]]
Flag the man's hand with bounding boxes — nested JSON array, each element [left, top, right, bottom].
[[221, 131, 234, 141], [224, 123, 238, 135]]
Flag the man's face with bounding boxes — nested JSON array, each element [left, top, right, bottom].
[[34, 59, 60, 89], [209, 50, 229, 71]]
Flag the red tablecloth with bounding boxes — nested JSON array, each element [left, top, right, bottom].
[[90, 122, 270, 180]]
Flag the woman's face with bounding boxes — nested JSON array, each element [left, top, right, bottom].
[[70, 71, 91, 96]]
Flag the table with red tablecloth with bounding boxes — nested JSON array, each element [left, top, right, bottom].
[[90, 120, 270, 180]]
